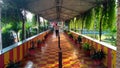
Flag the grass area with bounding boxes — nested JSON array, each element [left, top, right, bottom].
[[86, 34, 116, 46]]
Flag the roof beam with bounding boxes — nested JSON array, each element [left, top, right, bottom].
[[40, 12, 56, 16], [60, 14, 73, 18], [55, 0, 62, 21], [43, 14, 56, 18], [37, 6, 55, 13], [61, 12, 77, 17], [61, 6, 80, 13]]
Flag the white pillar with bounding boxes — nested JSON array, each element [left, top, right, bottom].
[[0, 2, 2, 51], [117, 2, 120, 68]]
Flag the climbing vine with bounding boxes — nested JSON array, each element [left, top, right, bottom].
[[68, 0, 116, 45], [69, 0, 116, 31]]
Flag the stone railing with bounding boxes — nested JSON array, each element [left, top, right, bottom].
[[0, 30, 50, 68], [70, 31, 116, 68]]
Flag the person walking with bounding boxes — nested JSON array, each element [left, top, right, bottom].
[[54, 23, 59, 37]]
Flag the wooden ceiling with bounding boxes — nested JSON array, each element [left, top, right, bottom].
[[25, 0, 105, 21]]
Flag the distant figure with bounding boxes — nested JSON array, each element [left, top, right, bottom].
[[54, 23, 59, 37]]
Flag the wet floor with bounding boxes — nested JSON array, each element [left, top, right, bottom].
[[20, 33, 105, 68]]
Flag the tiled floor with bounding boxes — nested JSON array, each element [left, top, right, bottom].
[[20, 33, 105, 68]]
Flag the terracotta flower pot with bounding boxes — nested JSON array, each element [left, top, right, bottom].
[[37, 44, 41, 48], [85, 50, 90, 57], [29, 49, 35, 56], [77, 44, 81, 49], [93, 59, 102, 66]]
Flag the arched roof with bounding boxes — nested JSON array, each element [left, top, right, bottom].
[[25, 0, 105, 21]]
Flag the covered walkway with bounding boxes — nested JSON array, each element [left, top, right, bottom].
[[0, 0, 118, 68], [20, 33, 104, 68]]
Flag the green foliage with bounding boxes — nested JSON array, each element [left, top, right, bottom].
[[30, 28, 38, 36], [68, 0, 117, 46], [2, 24, 15, 48], [69, 0, 116, 31], [94, 5, 102, 30], [11, 22, 22, 33], [6, 60, 20, 68], [25, 22, 33, 30], [37, 40, 41, 44], [78, 19, 82, 29], [1, 0, 27, 24], [84, 9, 95, 29], [83, 43, 91, 51], [68, 32, 73, 38], [2, 24, 12, 33], [91, 50, 106, 60], [1, 0, 48, 48], [32, 15, 37, 26], [77, 35, 82, 43], [69, 17, 83, 31], [2, 32, 15, 48], [104, 0, 116, 29]]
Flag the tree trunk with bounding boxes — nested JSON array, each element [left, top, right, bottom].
[[99, 5, 104, 41], [74, 19, 76, 32], [81, 15, 85, 34], [99, 18, 102, 41], [44, 19, 45, 31], [37, 15, 39, 34], [22, 15, 25, 40]]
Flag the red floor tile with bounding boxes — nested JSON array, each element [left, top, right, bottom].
[[20, 33, 105, 68]]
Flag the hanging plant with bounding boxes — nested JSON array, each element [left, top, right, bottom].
[[68, 0, 116, 33], [84, 8, 95, 30], [94, 5, 102, 31], [107, 0, 116, 29], [102, 0, 116, 30]]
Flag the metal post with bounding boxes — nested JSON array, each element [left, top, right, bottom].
[[37, 15, 40, 33], [75, 21, 76, 32], [0, 2, 2, 51], [58, 33, 61, 49], [58, 32, 62, 68], [22, 17, 25, 40], [44, 19, 45, 31], [59, 50, 62, 68], [99, 19, 102, 41], [81, 16, 84, 34], [38, 16, 41, 33], [99, 7, 104, 41], [81, 20, 83, 34]]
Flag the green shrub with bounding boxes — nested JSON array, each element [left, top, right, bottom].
[[91, 50, 106, 60], [68, 32, 73, 38], [83, 43, 91, 51], [77, 36, 82, 43]]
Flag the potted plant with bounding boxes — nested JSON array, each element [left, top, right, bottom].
[[28, 41, 36, 56], [68, 32, 73, 40], [82, 43, 91, 57], [91, 50, 106, 65], [37, 40, 41, 48], [77, 36, 82, 44], [64, 30, 67, 33], [6, 60, 20, 68], [77, 36, 82, 48]]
